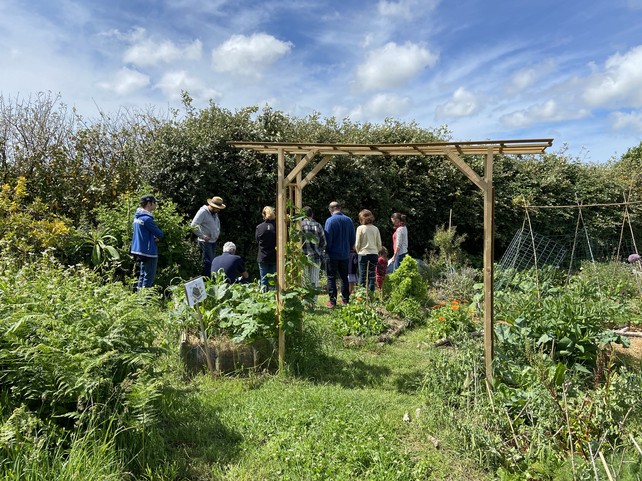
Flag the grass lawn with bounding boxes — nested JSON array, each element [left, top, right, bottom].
[[154, 307, 491, 480]]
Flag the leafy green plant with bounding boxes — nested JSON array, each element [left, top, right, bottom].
[[383, 256, 430, 323], [0, 256, 167, 430], [432, 266, 480, 302], [171, 273, 278, 343], [73, 226, 121, 269], [494, 268, 630, 371], [281, 207, 317, 333], [429, 224, 468, 271], [331, 298, 386, 337]]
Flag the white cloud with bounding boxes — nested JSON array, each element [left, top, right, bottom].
[[436, 87, 479, 118], [505, 59, 557, 96], [364, 93, 411, 117], [97, 68, 150, 95], [500, 99, 589, 128], [123, 35, 202, 67], [378, 0, 439, 19], [611, 111, 642, 132], [155, 71, 221, 102], [212, 33, 293, 78], [582, 45, 642, 108], [355, 42, 438, 91]]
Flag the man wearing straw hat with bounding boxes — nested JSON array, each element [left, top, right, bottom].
[[191, 196, 226, 277]]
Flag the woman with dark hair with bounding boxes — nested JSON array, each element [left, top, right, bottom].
[[354, 209, 382, 291], [390, 212, 408, 272]]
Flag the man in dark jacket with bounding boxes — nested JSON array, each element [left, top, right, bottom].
[[210, 242, 249, 284], [130, 195, 164, 290], [324, 201, 355, 307]]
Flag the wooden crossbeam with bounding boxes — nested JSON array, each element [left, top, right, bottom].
[[229, 139, 553, 156]]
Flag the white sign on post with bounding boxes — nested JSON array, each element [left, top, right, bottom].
[[185, 277, 207, 306]]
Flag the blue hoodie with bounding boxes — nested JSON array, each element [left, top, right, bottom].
[[130, 208, 164, 258]]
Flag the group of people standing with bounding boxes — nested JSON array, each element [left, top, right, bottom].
[[319, 201, 408, 307], [130, 194, 408, 302], [190, 198, 278, 291]]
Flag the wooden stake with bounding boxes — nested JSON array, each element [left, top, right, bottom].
[[195, 307, 215, 376], [630, 433, 642, 456], [599, 450, 614, 481]]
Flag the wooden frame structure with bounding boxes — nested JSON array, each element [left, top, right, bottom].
[[230, 139, 553, 382]]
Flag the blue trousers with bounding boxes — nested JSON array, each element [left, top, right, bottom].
[[259, 262, 277, 291], [326, 258, 350, 305], [137, 255, 158, 290], [392, 252, 407, 272]]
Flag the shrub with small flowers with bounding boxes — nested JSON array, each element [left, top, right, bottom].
[[427, 298, 478, 339]]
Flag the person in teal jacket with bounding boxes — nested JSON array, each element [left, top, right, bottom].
[[130, 195, 164, 290]]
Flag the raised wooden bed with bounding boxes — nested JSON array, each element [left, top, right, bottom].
[[180, 333, 276, 375]]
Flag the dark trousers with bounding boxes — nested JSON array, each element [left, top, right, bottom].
[[200, 241, 216, 277], [358, 254, 378, 291], [326, 258, 350, 305]]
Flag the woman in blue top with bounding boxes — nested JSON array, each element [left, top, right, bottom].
[[130, 195, 164, 290]]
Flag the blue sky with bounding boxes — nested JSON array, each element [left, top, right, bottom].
[[2, 0, 642, 162]]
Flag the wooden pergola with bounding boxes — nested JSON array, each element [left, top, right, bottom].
[[230, 139, 553, 382]]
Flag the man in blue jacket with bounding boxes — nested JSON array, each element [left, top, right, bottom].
[[130, 195, 164, 290], [324, 201, 356, 307]]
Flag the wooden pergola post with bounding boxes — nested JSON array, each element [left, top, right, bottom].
[[276, 148, 286, 370], [230, 139, 552, 380], [483, 147, 495, 381]]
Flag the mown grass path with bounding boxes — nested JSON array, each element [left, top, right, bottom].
[[158, 312, 489, 480]]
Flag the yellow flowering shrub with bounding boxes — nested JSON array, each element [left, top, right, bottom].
[[0, 177, 77, 258]]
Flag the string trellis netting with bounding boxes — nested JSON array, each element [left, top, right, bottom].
[[498, 227, 568, 288], [497, 196, 642, 289], [499, 228, 567, 270]]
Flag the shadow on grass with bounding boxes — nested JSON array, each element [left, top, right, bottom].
[[287, 321, 393, 388], [148, 385, 244, 477], [292, 351, 393, 389], [394, 369, 426, 394]]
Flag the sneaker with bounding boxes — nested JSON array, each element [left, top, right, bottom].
[[340, 299, 349, 305], [325, 301, 336, 308]]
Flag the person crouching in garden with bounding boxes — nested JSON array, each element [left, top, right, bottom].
[[211, 241, 249, 284], [130, 195, 164, 290]]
